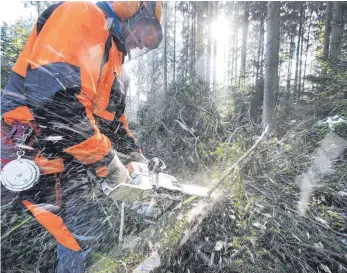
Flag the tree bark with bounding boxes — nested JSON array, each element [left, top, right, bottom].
[[240, 1, 249, 86], [187, 2, 191, 77], [122, 70, 131, 120], [286, 33, 294, 98], [212, 2, 218, 94], [256, 18, 264, 84], [173, 2, 176, 84], [230, 34, 235, 86], [259, 19, 264, 82], [196, 2, 205, 82], [330, 1, 343, 59], [234, 21, 239, 86], [190, 3, 197, 75], [298, 10, 305, 99], [163, 1, 168, 94], [263, 1, 281, 132], [294, 6, 303, 100], [303, 10, 313, 93], [322, 2, 332, 76], [228, 37, 233, 87], [88, 198, 217, 273], [206, 1, 212, 86], [213, 40, 217, 95]]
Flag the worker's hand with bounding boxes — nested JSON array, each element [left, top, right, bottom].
[[129, 152, 149, 164], [106, 153, 131, 185]]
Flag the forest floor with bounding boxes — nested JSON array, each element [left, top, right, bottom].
[[1, 117, 347, 273], [159, 117, 347, 273]]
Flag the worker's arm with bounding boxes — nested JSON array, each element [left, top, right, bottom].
[[94, 67, 142, 156], [25, 2, 118, 177]]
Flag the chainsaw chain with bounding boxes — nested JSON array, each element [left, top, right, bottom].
[[152, 189, 185, 201]]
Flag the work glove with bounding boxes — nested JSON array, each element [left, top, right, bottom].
[[106, 153, 131, 185], [96, 152, 132, 197]]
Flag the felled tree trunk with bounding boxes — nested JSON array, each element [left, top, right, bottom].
[[88, 196, 217, 273]]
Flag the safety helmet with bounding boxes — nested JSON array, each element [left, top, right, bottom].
[[111, 1, 163, 52]]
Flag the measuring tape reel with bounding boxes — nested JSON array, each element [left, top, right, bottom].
[[1, 158, 40, 192]]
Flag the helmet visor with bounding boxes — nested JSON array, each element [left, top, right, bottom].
[[136, 17, 162, 49], [121, 4, 163, 51]]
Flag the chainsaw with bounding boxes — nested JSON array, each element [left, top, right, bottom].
[[100, 154, 216, 203]]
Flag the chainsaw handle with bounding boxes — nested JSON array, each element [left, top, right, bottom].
[[148, 157, 166, 173]]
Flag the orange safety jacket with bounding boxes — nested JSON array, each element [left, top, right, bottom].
[[1, 1, 139, 250], [1, 1, 139, 176]]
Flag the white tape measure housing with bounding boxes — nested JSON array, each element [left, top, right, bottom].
[[1, 159, 40, 192]]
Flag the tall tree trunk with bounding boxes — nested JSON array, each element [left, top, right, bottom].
[[322, 2, 332, 76], [256, 18, 264, 84], [298, 11, 305, 99], [196, 2, 205, 82], [190, 3, 196, 74], [213, 40, 217, 95], [303, 10, 313, 93], [163, 1, 168, 94], [234, 20, 239, 86], [286, 32, 294, 98], [212, 2, 218, 95], [263, 1, 280, 132], [230, 31, 236, 86], [259, 17, 265, 82], [186, 5, 190, 80], [294, 6, 303, 100], [122, 70, 131, 119], [173, 2, 176, 83], [228, 37, 232, 87], [330, 1, 343, 60], [240, 1, 249, 87], [206, 1, 212, 86]]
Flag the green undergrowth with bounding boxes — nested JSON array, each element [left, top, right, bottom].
[[160, 119, 347, 273]]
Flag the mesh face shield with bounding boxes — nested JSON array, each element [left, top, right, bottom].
[[120, 2, 163, 52]]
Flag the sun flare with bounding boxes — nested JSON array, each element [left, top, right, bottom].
[[211, 16, 230, 44]]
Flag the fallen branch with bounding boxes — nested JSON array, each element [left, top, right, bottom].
[[118, 201, 125, 243], [1, 217, 32, 241], [193, 245, 210, 265], [230, 245, 248, 260], [208, 125, 269, 197], [160, 120, 174, 135], [285, 207, 347, 239]]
